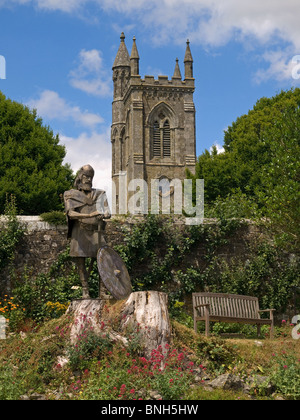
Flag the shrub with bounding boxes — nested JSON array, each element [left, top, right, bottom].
[[12, 249, 82, 323], [40, 211, 67, 226], [68, 328, 113, 372]]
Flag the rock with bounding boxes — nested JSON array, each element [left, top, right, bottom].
[[56, 355, 69, 369], [245, 375, 274, 395], [29, 393, 46, 400], [149, 390, 163, 400], [207, 374, 245, 392], [206, 373, 275, 397], [20, 393, 46, 401]]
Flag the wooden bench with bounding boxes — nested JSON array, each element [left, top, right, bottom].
[[192, 292, 275, 338]]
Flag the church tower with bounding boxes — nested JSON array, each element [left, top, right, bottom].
[[111, 33, 196, 212]]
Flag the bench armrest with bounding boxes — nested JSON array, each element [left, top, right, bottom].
[[258, 309, 275, 313], [194, 304, 210, 317], [258, 309, 275, 322]]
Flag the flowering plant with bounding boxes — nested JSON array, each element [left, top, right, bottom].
[[0, 295, 25, 331], [270, 352, 300, 399]]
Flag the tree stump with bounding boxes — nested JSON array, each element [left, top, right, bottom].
[[66, 298, 105, 345], [120, 291, 172, 358], [66, 291, 172, 358]]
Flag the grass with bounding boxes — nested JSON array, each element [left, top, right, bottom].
[[0, 313, 299, 401]]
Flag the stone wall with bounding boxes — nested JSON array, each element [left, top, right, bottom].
[[14, 216, 69, 275], [0, 215, 262, 295]]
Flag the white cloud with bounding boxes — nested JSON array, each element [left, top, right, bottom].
[[4, 1, 300, 83], [4, 1, 300, 49], [27, 88, 113, 202], [254, 49, 300, 84], [69, 49, 112, 97], [35, 0, 86, 12], [210, 143, 225, 154], [0, 0, 86, 12], [98, 0, 300, 49], [60, 129, 113, 205], [27, 90, 103, 128]]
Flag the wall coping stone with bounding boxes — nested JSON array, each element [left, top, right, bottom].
[[0, 216, 67, 233], [0, 215, 260, 233]]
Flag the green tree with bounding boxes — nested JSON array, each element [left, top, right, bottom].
[[256, 99, 300, 249], [188, 88, 300, 248], [0, 92, 73, 214], [190, 88, 300, 203], [190, 146, 237, 202]]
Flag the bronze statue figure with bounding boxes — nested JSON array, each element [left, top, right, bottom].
[[64, 165, 111, 298]]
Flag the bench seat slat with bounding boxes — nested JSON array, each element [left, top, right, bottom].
[[194, 315, 272, 324]]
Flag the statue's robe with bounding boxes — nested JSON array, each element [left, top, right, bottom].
[[64, 189, 110, 258]]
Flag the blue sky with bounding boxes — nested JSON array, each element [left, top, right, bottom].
[[0, 0, 299, 197]]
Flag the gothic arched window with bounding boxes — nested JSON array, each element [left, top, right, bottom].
[[151, 118, 172, 159]]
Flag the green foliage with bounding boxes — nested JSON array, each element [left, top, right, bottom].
[[114, 215, 240, 302], [205, 242, 300, 313], [67, 328, 113, 372], [113, 215, 299, 318], [188, 87, 300, 249], [114, 214, 164, 272], [205, 189, 259, 220], [0, 194, 25, 272], [40, 211, 67, 226], [269, 353, 300, 400], [0, 91, 73, 214], [223, 88, 300, 199], [195, 335, 238, 371], [210, 322, 270, 338], [1, 313, 299, 400], [185, 386, 250, 400], [0, 317, 70, 397], [12, 248, 82, 323], [73, 344, 194, 401], [255, 99, 300, 250], [0, 364, 26, 400]]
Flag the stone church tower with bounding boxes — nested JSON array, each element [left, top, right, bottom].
[[111, 33, 196, 211]]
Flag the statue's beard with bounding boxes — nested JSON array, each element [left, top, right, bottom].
[[78, 182, 92, 192]]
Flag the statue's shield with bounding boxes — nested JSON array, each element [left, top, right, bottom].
[[97, 246, 132, 300]]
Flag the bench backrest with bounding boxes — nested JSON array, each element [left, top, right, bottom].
[[193, 293, 260, 319]]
